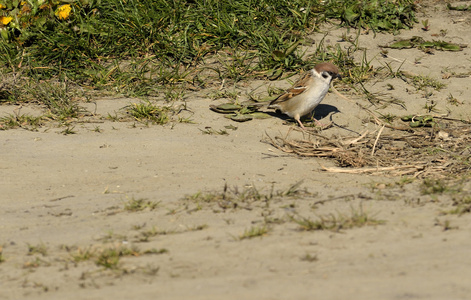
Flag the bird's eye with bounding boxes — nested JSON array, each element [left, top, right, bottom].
[[322, 72, 330, 79]]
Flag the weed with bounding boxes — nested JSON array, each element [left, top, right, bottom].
[[396, 176, 415, 187], [239, 225, 269, 240], [200, 127, 229, 135], [434, 219, 458, 231], [300, 253, 318, 262], [446, 94, 462, 106], [27, 243, 48, 256], [125, 101, 170, 125], [98, 231, 127, 243], [70, 247, 95, 263], [135, 227, 176, 242], [290, 206, 384, 232], [410, 75, 446, 91], [60, 126, 77, 135], [443, 196, 471, 216], [183, 182, 310, 212], [143, 248, 168, 255], [0, 113, 44, 130], [423, 100, 438, 114], [96, 245, 140, 269], [187, 224, 209, 231], [420, 179, 458, 195], [208, 90, 240, 101], [421, 19, 430, 31], [31, 81, 86, 121], [123, 197, 160, 212], [378, 112, 397, 123]]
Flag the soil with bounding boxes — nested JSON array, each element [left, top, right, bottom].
[[1, 2, 471, 300]]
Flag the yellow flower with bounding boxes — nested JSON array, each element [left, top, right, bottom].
[[0, 4, 5, 9], [55, 4, 72, 20], [0, 16, 12, 25]]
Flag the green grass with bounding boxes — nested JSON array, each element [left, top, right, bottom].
[[123, 197, 160, 212], [27, 243, 48, 256], [0, 0, 417, 90], [95, 245, 140, 269], [0, 0, 418, 129], [289, 206, 385, 232], [183, 181, 310, 212], [0, 113, 44, 130], [125, 101, 171, 125], [238, 225, 269, 240]]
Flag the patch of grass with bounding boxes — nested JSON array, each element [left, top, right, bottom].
[[0, 0, 322, 85], [125, 101, 171, 125], [378, 112, 397, 123], [300, 253, 318, 262], [395, 176, 415, 187], [30, 81, 87, 121], [0, 113, 44, 131], [0, 0, 418, 96], [420, 179, 460, 195], [410, 75, 446, 91], [95, 245, 140, 269], [443, 196, 471, 216], [183, 181, 310, 212], [27, 243, 48, 257], [238, 225, 269, 240], [60, 126, 77, 135], [323, 0, 417, 33], [67, 243, 166, 267], [70, 247, 95, 263], [135, 227, 177, 242], [208, 90, 240, 101], [434, 219, 458, 231], [143, 248, 168, 255], [200, 127, 229, 135], [123, 197, 160, 212], [446, 94, 462, 106], [290, 206, 385, 232]]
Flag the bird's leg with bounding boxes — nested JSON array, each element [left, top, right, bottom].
[[309, 111, 324, 127], [312, 117, 324, 127], [295, 117, 306, 130]]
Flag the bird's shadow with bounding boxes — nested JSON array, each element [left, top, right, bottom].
[[265, 103, 339, 122], [266, 104, 362, 135]]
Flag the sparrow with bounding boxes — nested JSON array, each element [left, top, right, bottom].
[[268, 62, 341, 129]]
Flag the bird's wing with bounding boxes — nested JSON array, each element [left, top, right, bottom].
[[269, 71, 312, 106]]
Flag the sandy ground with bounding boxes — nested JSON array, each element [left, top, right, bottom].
[[1, 2, 471, 299]]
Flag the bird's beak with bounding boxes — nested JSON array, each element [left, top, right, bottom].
[[335, 74, 342, 80]]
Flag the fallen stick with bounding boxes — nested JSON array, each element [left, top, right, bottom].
[[321, 165, 421, 174]]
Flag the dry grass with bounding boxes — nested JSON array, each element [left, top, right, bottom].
[[265, 119, 471, 178]]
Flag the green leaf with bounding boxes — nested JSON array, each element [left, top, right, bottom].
[[216, 103, 241, 111], [343, 7, 359, 24], [388, 40, 414, 49], [267, 68, 283, 81], [447, 3, 471, 11], [230, 114, 253, 122], [285, 39, 303, 57], [249, 112, 271, 119], [434, 41, 462, 51], [271, 50, 285, 61]]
